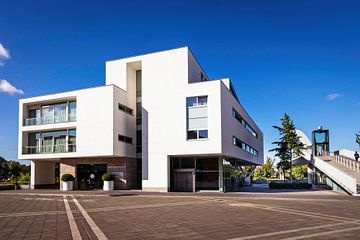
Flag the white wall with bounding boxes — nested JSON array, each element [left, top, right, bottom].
[[105, 47, 263, 191], [220, 81, 264, 165], [18, 85, 135, 160]]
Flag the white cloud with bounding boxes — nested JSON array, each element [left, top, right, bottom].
[[0, 42, 10, 66], [0, 43, 10, 59], [0, 79, 24, 95], [326, 93, 342, 101]]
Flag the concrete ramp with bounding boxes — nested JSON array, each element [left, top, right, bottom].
[[296, 130, 359, 196]]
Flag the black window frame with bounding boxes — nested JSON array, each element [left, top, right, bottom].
[[118, 103, 133, 116], [118, 134, 133, 144]]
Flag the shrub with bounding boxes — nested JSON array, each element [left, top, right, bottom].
[[61, 174, 74, 182], [269, 181, 312, 189], [102, 173, 115, 181]]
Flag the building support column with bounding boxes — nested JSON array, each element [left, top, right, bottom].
[[218, 157, 224, 192], [30, 160, 36, 190]]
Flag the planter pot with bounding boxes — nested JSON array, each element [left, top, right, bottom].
[[103, 181, 114, 191], [62, 181, 73, 191]]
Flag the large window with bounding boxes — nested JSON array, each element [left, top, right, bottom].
[[24, 129, 76, 154], [232, 108, 257, 138], [232, 136, 258, 156], [170, 157, 219, 191], [24, 101, 76, 126], [187, 96, 208, 140]]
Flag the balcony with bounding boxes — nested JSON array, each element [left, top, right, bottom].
[[24, 113, 76, 126], [23, 144, 76, 154]]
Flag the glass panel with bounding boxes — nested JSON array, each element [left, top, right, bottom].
[[53, 103, 67, 123], [196, 158, 219, 171], [186, 97, 197, 107], [180, 158, 195, 169], [188, 117, 208, 130], [187, 130, 197, 140], [199, 130, 208, 139], [69, 101, 76, 121], [42, 137, 53, 153], [196, 172, 219, 190], [54, 136, 66, 152], [188, 106, 208, 118], [197, 96, 207, 105], [42, 106, 53, 124], [314, 132, 326, 143]]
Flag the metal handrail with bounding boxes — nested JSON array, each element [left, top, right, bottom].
[[23, 144, 76, 154], [23, 113, 76, 126]]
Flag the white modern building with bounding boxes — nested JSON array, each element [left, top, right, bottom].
[[18, 47, 264, 192]]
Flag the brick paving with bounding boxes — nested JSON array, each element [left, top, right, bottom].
[[0, 190, 359, 239]]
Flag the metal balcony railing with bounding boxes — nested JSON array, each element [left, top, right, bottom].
[[23, 144, 76, 154], [23, 113, 76, 126]]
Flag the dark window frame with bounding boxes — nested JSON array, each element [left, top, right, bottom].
[[118, 134, 133, 144], [232, 108, 258, 138], [232, 136, 258, 156], [118, 103, 133, 116]]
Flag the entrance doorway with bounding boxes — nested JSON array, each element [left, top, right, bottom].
[[173, 171, 194, 192], [77, 164, 107, 190]]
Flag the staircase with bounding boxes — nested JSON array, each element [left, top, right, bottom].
[[296, 130, 360, 196]]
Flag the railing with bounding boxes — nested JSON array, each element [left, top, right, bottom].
[[24, 113, 76, 126], [334, 154, 360, 173], [23, 144, 76, 154]]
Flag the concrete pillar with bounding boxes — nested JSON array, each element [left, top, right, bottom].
[[218, 157, 224, 192], [30, 160, 36, 190]]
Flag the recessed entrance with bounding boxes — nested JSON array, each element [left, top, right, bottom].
[[173, 170, 194, 192], [76, 164, 107, 190]]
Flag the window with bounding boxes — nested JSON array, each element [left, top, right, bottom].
[[232, 136, 258, 156], [118, 134, 133, 144], [232, 108, 257, 138], [187, 130, 197, 140], [186, 96, 208, 140], [186, 96, 208, 107], [199, 130, 208, 139], [118, 103, 133, 116]]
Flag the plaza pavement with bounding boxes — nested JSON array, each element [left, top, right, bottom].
[[0, 189, 359, 240]]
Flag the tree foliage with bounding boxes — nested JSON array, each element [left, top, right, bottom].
[[253, 157, 275, 180], [356, 132, 360, 149], [0, 156, 29, 183], [270, 113, 305, 182], [292, 165, 308, 180]]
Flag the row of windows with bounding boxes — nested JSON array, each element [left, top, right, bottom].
[[232, 108, 257, 138], [186, 96, 208, 107], [232, 136, 258, 156], [118, 103, 133, 116], [118, 134, 133, 144], [187, 130, 208, 140]]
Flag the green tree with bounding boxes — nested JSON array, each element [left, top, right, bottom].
[[0, 156, 9, 181], [8, 161, 21, 189], [270, 113, 305, 182], [253, 157, 275, 180], [292, 165, 308, 180], [356, 132, 360, 149]]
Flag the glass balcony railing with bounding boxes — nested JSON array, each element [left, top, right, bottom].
[[24, 113, 76, 126], [23, 144, 76, 154]]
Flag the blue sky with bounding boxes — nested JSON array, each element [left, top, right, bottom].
[[0, 0, 359, 164]]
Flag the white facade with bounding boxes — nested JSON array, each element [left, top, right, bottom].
[[18, 85, 135, 160], [19, 47, 264, 192]]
